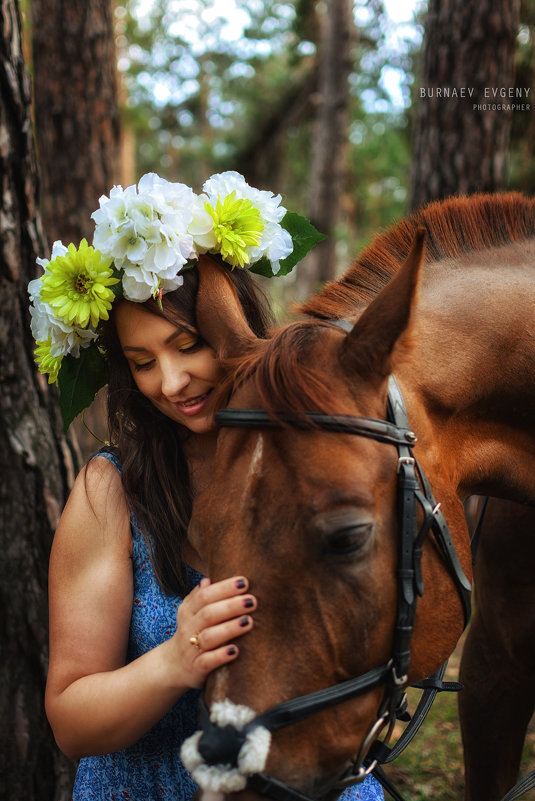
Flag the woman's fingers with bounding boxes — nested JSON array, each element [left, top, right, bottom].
[[188, 576, 250, 615], [184, 575, 256, 631], [193, 593, 256, 633], [193, 643, 241, 677], [175, 575, 256, 687], [194, 613, 253, 653]]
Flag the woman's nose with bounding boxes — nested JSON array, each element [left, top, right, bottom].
[[160, 360, 190, 398]]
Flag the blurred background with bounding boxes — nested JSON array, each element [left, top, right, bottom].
[[1, 1, 534, 798]]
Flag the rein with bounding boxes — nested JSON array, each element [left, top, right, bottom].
[[195, 373, 472, 801]]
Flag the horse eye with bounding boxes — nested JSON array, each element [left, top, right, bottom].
[[324, 524, 373, 556]]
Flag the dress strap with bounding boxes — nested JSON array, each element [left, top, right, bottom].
[[91, 445, 122, 474]]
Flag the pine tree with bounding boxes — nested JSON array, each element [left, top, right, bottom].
[[409, 0, 520, 209], [0, 1, 76, 797]]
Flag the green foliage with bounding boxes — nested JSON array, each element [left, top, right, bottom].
[[250, 212, 326, 277], [383, 640, 535, 801], [115, 0, 309, 187], [114, 0, 418, 281], [58, 345, 109, 432], [509, 0, 535, 193]]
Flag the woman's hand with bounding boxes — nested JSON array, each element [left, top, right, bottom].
[[174, 576, 256, 689]]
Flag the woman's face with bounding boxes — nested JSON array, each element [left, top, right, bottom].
[[114, 300, 223, 435]]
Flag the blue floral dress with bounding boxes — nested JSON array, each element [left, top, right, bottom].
[[72, 451, 384, 801]]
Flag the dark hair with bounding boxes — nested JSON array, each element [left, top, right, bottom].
[[102, 266, 273, 595]]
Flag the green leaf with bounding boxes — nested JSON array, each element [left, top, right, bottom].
[[57, 345, 108, 432], [249, 212, 326, 278], [110, 269, 124, 299], [248, 256, 276, 278]]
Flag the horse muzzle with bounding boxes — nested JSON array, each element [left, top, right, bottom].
[[181, 699, 273, 796]]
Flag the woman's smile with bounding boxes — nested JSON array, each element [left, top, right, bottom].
[[173, 389, 213, 416], [114, 300, 222, 434]]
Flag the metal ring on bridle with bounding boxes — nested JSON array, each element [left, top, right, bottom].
[[189, 634, 201, 650]]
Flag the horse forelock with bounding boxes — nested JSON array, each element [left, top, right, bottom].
[[216, 321, 348, 424], [299, 192, 535, 318]]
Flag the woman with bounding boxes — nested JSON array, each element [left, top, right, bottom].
[[29, 172, 384, 800]]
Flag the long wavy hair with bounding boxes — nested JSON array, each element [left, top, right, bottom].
[[102, 267, 273, 596]]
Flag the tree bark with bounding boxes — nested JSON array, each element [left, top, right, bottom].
[[31, 0, 120, 459], [0, 2, 77, 798], [296, 0, 353, 300], [31, 0, 120, 249], [410, 0, 521, 211]]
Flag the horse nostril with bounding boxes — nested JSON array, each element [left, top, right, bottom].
[[198, 721, 247, 767]]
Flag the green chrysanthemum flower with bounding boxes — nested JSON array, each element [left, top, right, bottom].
[[205, 192, 264, 268], [40, 239, 119, 328], [34, 340, 63, 384]]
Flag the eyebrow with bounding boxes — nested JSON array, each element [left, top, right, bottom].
[[122, 327, 192, 353]]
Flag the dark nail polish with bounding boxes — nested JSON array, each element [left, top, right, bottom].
[[235, 579, 246, 589], [227, 646, 237, 656], [243, 598, 254, 609], [239, 616, 250, 627]]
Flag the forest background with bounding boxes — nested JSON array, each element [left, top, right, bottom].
[[1, 0, 534, 799]]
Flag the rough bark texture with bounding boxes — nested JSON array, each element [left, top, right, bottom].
[[410, 0, 521, 211], [0, 2, 77, 799], [32, 0, 120, 460], [31, 0, 120, 249], [297, 0, 353, 300]]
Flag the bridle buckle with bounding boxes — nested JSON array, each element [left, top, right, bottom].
[[397, 455, 415, 473], [391, 663, 408, 687]]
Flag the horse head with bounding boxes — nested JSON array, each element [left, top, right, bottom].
[[184, 241, 472, 801]]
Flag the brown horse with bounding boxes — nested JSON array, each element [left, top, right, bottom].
[[187, 194, 535, 801], [459, 498, 535, 801]]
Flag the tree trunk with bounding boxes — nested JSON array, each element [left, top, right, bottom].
[[31, 0, 120, 249], [409, 0, 521, 211], [31, 0, 120, 459], [0, 2, 77, 798], [297, 0, 353, 300]]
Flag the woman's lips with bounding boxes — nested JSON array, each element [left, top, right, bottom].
[[174, 389, 212, 416]]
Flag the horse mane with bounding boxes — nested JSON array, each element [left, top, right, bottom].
[[217, 321, 349, 423], [218, 192, 535, 422], [298, 192, 535, 318]]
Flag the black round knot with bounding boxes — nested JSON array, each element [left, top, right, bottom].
[[198, 720, 247, 767]]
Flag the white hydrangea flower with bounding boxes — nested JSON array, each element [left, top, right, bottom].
[[28, 280, 97, 358], [35, 239, 68, 272], [188, 194, 217, 252], [91, 174, 197, 300], [121, 271, 184, 302]]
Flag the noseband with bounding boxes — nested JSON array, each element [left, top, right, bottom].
[[195, 372, 472, 801]]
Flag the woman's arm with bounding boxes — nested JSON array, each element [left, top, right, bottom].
[[45, 456, 255, 760]]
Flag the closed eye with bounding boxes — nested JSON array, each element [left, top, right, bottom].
[[179, 336, 203, 353], [134, 359, 155, 372], [322, 523, 374, 557]]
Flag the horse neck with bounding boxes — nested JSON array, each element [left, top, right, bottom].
[[395, 240, 535, 504]]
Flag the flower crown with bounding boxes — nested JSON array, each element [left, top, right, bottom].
[[28, 170, 324, 430]]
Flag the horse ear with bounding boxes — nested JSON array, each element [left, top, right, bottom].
[[339, 228, 426, 380], [195, 255, 258, 357]]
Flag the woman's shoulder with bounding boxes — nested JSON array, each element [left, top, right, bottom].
[[80, 452, 124, 506], [55, 450, 132, 558]]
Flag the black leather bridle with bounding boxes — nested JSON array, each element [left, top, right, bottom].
[[196, 372, 472, 801]]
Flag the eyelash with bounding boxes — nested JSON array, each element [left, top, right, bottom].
[[133, 338, 203, 371], [134, 361, 154, 372], [181, 337, 202, 353]]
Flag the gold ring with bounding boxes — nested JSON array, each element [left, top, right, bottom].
[[189, 633, 201, 650]]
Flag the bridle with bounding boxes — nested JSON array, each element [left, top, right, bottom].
[[196, 370, 472, 801]]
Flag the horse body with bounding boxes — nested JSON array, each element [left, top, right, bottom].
[[190, 196, 535, 801], [397, 240, 535, 503], [460, 499, 535, 801]]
